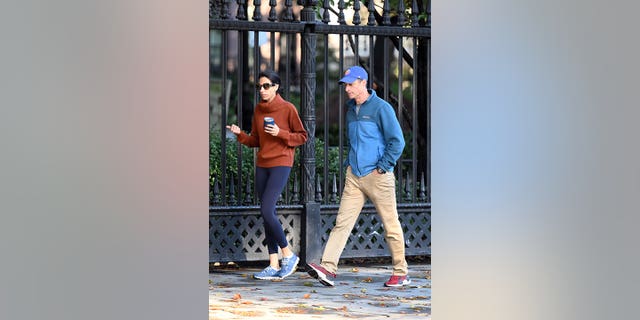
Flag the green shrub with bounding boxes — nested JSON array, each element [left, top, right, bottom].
[[209, 132, 255, 187], [210, 132, 342, 189]]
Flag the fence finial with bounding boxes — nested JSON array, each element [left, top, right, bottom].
[[353, 0, 361, 25], [221, 0, 229, 19], [244, 177, 253, 204], [284, 0, 294, 21], [404, 172, 413, 201], [212, 177, 222, 205], [383, 0, 392, 25], [338, 0, 346, 24], [322, 0, 331, 23], [298, 0, 318, 22], [411, 0, 419, 27], [330, 174, 338, 203], [418, 172, 426, 201], [315, 177, 323, 202], [228, 173, 237, 205], [397, 0, 405, 26], [367, 0, 376, 26], [268, 0, 277, 21], [252, 0, 262, 21], [236, 0, 247, 20], [291, 172, 300, 203]]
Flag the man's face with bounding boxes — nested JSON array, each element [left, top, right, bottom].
[[344, 79, 367, 101]]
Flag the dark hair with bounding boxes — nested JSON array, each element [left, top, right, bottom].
[[258, 70, 281, 86]]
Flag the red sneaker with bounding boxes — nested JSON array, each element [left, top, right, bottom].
[[306, 263, 336, 287], [384, 275, 411, 287]]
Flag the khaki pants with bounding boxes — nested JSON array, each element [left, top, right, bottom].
[[320, 167, 408, 276]]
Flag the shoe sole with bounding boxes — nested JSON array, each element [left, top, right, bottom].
[[306, 265, 335, 287], [278, 256, 300, 279], [253, 275, 280, 280], [384, 279, 412, 287]]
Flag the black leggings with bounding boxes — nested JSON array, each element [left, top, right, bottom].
[[255, 166, 291, 254]]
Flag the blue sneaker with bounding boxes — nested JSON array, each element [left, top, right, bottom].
[[277, 254, 299, 279], [253, 266, 280, 280]]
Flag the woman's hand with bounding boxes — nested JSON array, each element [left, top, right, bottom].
[[265, 123, 280, 136], [226, 124, 241, 135]]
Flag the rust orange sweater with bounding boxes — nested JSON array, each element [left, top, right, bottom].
[[236, 94, 308, 168]]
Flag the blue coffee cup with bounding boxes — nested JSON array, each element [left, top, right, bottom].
[[263, 117, 275, 128]]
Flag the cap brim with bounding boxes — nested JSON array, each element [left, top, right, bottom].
[[338, 76, 357, 84]]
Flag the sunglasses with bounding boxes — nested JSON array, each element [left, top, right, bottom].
[[256, 83, 277, 90]]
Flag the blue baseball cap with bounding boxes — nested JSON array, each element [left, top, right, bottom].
[[338, 66, 368, 84]]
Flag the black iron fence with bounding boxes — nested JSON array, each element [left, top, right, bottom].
[[210, 0, 431, 263]]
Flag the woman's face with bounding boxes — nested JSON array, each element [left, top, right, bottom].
[[257, 76, 278, 102]]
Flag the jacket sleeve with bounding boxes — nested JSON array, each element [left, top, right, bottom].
[[377, 104, 405, 171]]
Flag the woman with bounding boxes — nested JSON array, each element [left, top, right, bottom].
[[226, 70, 308, 280]]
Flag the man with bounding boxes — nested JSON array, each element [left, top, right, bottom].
[[306, 66, 410, 287]]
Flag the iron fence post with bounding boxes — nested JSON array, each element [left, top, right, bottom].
[[298, 0, 321, 264]]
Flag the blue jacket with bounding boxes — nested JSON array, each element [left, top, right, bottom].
[[345, 90, 405, 177]]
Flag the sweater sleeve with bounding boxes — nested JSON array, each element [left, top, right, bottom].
[[236, 116, 260, 147], [276, 106, 308, 147]]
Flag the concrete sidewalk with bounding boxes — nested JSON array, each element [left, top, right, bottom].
[[209, 263, 431, 319]]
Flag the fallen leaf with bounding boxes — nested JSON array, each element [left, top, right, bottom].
[[362, 277, 373, 283], [303, 281, 314, 287], [403, 296, 428, 300], [227, 310, 263, 317], [351, 267, 359, 272], [303, 293, 311, 299], [260, 297, 268, 301], [276, 306, 310, 314], [342, 293, 367, 300], [232, 293, 242, 301]]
